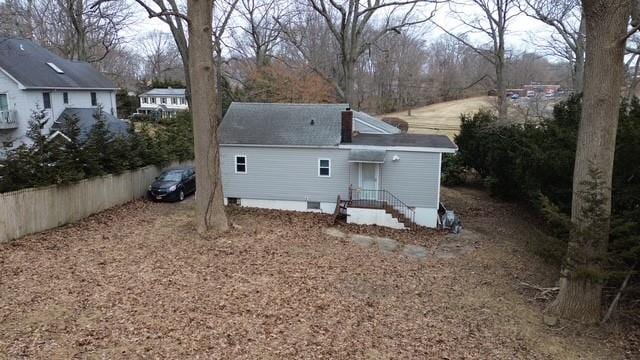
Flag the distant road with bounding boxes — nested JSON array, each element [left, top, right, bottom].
[[382, 96, 493, 140]]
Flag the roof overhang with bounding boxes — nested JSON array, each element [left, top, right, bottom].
[[348, 149, 386, 163], [22, 86, 118, 91], [340, 144, 457, 153]]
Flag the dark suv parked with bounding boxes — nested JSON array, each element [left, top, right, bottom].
[[147, 166, 195, 202]]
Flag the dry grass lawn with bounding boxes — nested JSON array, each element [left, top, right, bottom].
[[1, 188, 638, 358], [384, 96, 493, 139]]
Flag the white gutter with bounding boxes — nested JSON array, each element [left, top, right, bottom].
[[339, 144, 457, 153]]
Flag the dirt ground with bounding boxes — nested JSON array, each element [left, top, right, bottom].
[[1, 187, 638, 359], [384, 96, 493, 139]]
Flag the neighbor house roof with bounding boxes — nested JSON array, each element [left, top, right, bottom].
[[140, 88, 186, 96], [51, 108, 129, 141], [220, 102, 350, 146], [349, 133, 457, 150], [0, 37, 117, 90]]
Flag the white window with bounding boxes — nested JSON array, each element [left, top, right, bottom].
[[235, 155, 247, 174], [180, 97, 186, 105], [161, 97, 167, 104], [172, 97, 178, 105], [318, 159, 331, 177], [151, 97, 157, 104], [141, 97, 147, 104]]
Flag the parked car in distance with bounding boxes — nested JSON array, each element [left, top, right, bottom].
[[511, 93, 520, 100], [147, 166, 196, 202], [526, 90, 536, 97]]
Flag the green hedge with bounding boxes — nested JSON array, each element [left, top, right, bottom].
[[452, 95, 640, 268], [0, 109, 194, 193]]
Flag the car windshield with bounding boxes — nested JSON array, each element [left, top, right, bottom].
[[158, 170, 183, 182]]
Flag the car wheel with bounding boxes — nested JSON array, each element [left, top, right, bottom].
[[179, 190, 185, 201]]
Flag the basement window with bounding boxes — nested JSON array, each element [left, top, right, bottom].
[[235, 155, 247, 174], [307, 201, 321, 210], [228, 197, 241, 206]]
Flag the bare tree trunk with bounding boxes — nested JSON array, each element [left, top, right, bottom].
[[574, 14, 586, 93], [496, 54, 507, 123], [343, 61, 356, 107], [215, 48, 224, 119], [188, 0, 229, 234], [548, 0, 630, 324]]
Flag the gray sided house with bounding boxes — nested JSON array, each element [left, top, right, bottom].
[[219, 103, 457, 229], [0, 37, 122, 156]]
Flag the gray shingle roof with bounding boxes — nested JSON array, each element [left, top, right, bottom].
[[219, 102, 454, 150], [349, 133, 457, 149], [0, 37, 117, 89], [52, 108, 129, 141], [219, 102, 350, 146], [140, 88, 186, 96]]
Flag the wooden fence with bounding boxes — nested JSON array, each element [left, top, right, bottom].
[[0, 163, 190, 243]]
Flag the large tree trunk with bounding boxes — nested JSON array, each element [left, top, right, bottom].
[[573, 15, 586, 93], [548, 0, 630, 324], [187, 0, 229, 234], [496, 30, 507, 123], [343, 59, 356, 108]]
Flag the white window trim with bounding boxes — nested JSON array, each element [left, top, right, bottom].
[[318, 158, 331, 177], [235, 154, 247, 174]]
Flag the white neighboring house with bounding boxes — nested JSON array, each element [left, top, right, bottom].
[[137, 88, 188, 119], [0, 37, 121, 157]]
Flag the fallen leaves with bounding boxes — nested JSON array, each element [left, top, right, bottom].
[[0, 193, 636, 359]]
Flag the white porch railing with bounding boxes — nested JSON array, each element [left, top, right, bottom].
[[0, 110, 17, 129]]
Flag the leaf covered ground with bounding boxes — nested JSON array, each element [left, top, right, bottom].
[[0, 187, 637, 359]]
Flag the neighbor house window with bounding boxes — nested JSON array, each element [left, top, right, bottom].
[[90, 92, 97, 106], [235, 155, 247, 174], [172, 97, 178, 105], [318, 159, 331, 177], [151, 97, 156, 104], [63, 92, 68, 104], [161, 97, 167, 104], [141, 97, 147, 104], [0, 94, 8, 111], [42, 92, 51, 109], [180, 97, 185, 105]]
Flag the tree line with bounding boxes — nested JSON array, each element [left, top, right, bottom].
[[1, 0, 581, 116]]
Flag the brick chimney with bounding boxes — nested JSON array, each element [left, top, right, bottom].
[[341, 108, 353, 143]]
